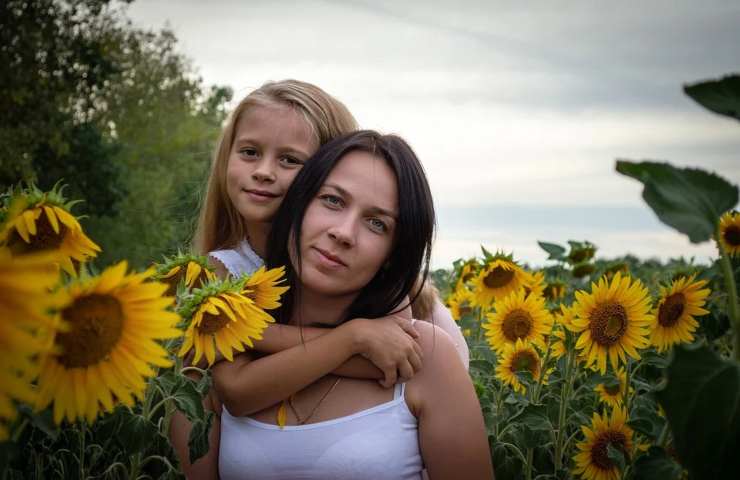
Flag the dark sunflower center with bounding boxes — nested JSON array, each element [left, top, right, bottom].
[[57, 294, 124, 368], [197, 311, 229, 334], [658, 293, 686, 327], [164, 269, 185, 296], [502, 309, 533, 341], [591, 431, 629, 470], [483, 266, 515, 289], [511, 350, 539, 375], [9, 212, 66, 254], [723, 225, 740, 247], [459, 304, 472, 316], [589, 302, 628, 346], [604, 383, 622, 396]]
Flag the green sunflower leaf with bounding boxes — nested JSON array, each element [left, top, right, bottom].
[[684, 74, 740, 121], [537, 241, 565, 261], [188, 411, 214, 465], [606, 443, 626, 472], [117, 411, 161, 456], [616, 161, 738, 243], [632, 446, 684, 480], [654, 343, 740, 478], [509, 403, 552, 448]]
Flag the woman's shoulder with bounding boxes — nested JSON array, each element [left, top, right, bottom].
[[405, 321, 472, 414]]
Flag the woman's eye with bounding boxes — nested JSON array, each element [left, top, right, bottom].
[[368, 218, 388, 233], [320, 194, 343, 208]]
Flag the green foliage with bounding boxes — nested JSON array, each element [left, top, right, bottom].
[[631, 447, 683, 480], [684, 74, 740, 121], [655, 344, 740, 478], [616, 160, 738, 243]]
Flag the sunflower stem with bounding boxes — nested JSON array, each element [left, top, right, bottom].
[[554, 348, 575, 472], [716, 228, 740, 360], [533, 325, 554, 402], [78, 421, 87, 480], [657, 421, 670, 448], [623, 361, 633, 414], [525, 447, 534, 480]]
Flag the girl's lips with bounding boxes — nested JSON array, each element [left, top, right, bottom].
[[244, 189, 279, 203]]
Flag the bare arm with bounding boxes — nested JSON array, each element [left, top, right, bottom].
[[212, 317, 423, 417], [169, 372, 221, 480], [410, 322, 494, 479], [209, 256, 415, 380]]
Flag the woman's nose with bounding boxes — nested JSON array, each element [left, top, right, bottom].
[[327, 216, 356, 247]]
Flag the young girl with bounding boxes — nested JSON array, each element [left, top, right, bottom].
[[215, 131, 492, 478]]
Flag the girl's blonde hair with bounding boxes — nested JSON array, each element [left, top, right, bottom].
[[192, 79, 358, 254]]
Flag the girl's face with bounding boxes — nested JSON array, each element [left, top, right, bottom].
[[226, 104, 319, 225], [295, 150, 398, 301]]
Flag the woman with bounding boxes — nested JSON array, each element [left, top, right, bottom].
[[210, 131, 492, 478]]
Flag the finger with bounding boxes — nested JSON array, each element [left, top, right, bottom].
[[412, 340, 423, 360], [383, 367, 398, 388], [396, 318, 419, 338], [398, 360, 414, 381], [408, 349, 423, 373]]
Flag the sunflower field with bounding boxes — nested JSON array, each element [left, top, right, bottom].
[[441, 75, 740, 480], [1, 59, 739, 480]]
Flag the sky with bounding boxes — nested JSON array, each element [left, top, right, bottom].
[[127, 0, 740, 268]]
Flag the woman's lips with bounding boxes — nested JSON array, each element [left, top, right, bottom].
[[312, 247, 347, 268]]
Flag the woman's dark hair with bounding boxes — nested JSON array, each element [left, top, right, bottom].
[[266, 130, 436, 324]]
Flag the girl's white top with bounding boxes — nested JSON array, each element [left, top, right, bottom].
[[208, 239, 469, 368], [208, 239, 263, 278], [219, 383, 423, 480]]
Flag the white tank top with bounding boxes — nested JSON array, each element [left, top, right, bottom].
[[209, 239, 264, 278], [218, 383, 423, 479]]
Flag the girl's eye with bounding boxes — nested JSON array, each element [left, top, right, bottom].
[[320, 194, 343, 208], [280, 156, 304, 167], [239, 147, 258, 158], [368, 218, 388, 233]]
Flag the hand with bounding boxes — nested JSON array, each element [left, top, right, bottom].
[[183, 346, 227, 370], [346, 315, 423, 388]]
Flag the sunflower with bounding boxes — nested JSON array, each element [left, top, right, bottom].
[[0, 185, 100, 276], [551, 304, 576, 360], [157, 254, 216, 296], [570, 272, 652, 374], [594, 367, 631, 408], [472, 256, 532, 308], [455, 259, 480, 290], [483, 289, 552, 353], [573, 407, 634, 480], [495, 339, 543, 394], [523, 270, 546, 298], [649, 274, 710, 352], [719, 210, 740, 256], [178, 278, 275, 367], [35, 262, 181, 424], [242, 266, 290, 310], [0, 249, 61, 439], [446, 286, 475, 321], [544, 280, 567, 301]]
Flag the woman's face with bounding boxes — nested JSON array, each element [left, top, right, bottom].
[[226, 104, 319, 225], [295, 150, 398, 300]]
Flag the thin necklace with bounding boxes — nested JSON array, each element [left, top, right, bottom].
[[286, 377, 342, 425]]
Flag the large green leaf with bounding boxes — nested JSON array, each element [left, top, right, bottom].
[[632, 447, 684, 480], [188, 411, 214, 464], [509, 403, 552, 448], [537, 241, 565, 261], [654, 344, 740, 478], [616, 161, 738, 243], [117, 411, 161, 456], [684, 74, 740, 121]]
